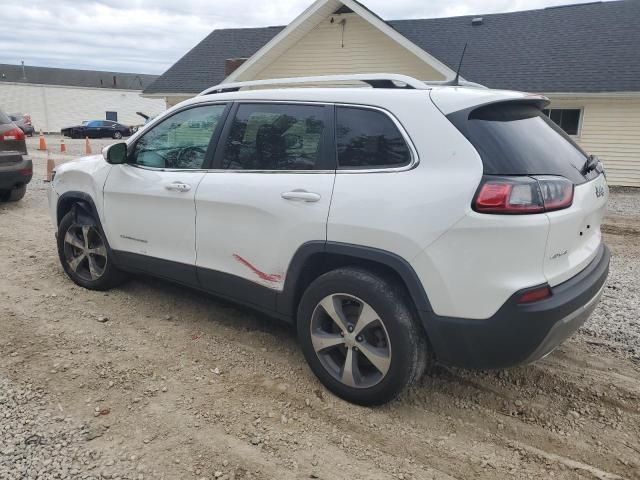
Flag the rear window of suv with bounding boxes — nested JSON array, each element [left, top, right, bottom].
[[447, 102, 596, 184]]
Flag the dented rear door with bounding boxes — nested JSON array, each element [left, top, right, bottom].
[[194, 102, 335, 311]]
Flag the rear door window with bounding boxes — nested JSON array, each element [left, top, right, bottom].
[[220, 103, 329, 171], [447, 102, 595, 184], [336, 106, 411, 169]]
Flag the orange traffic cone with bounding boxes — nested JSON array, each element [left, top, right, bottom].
[[60, 138, 66, 153], [45, 151, 55, 182], [38, 131, 47, 151], [85, 137, 92, 155]]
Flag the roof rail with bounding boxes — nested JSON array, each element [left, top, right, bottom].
[[424, 79, 488, 89], [198, 74, 430, 96]]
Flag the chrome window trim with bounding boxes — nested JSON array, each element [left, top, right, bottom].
[[124, 100, 419, 175], [126, 163, 334, 175]]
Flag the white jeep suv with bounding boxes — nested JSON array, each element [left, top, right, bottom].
[[48, 75, 610, 405]]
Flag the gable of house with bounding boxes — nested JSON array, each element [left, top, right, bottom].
[[251, 12, 446, 82]]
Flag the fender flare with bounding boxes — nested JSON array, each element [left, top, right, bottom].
[[276, 241, 434, 320], [57, 191, 100, 226]]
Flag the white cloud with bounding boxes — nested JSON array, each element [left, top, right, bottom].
[[0, 0, 609, 74]]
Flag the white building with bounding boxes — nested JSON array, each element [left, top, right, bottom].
[[0, 64, 165, 133]]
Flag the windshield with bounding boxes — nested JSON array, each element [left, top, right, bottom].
[[448, 102, 597, 184]]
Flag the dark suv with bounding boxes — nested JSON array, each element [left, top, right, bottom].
[[0, 109, 32, 202]]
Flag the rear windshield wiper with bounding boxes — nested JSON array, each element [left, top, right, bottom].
[[582, 154, 601, 175]]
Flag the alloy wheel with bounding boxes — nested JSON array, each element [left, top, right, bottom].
[[310, 294, 392, 389], [63, 225, 108, 281]]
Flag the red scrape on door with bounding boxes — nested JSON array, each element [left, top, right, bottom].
[[233, 254, 282, 283]]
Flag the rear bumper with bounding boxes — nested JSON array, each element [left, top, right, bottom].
[[0, 156, 33, 190], [423, 243, 610, 369]]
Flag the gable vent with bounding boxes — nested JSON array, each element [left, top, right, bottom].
[[471, 17, 484, 26]]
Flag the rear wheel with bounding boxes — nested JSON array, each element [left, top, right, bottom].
[[57, 210, 127, 290], [112, 131, 123, 139], [297, 268, 428, 405]]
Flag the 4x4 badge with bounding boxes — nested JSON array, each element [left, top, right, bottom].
[[595, 186, 605, 198]]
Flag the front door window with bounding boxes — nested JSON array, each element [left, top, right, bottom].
[[130, 104, 227, 169]]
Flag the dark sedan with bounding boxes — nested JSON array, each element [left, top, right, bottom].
[[61, 120, 132, 139]]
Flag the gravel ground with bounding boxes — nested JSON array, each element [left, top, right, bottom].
[[0, 137, 638, 480], [606, 186, 640, 219], [581, 185, 640, 362]]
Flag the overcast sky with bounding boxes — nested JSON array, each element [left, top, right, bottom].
[[0, 0, 605, 75]]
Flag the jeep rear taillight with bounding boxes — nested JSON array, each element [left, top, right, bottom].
[[474, 176, 573, 214], [0, 127, 25, 142]]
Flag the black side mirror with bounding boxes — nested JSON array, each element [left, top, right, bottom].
[[103, 142, 127, 164]]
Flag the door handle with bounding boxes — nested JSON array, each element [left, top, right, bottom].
[[281, 190, 321, 203], [165, 182, 192, 192]]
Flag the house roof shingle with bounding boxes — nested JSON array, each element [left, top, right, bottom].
[[0, 64, 158, 90], [144, 0, 640, 95]]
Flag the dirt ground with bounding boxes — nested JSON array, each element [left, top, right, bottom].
[[1, 142, 639, 480]]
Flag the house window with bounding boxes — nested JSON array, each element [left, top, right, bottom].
[[542, 108, 582, 136], [106, 111, 118, 121]]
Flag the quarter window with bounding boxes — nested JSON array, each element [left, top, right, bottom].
[[222, 104, 326, 170], [542, 108, 582, 136], [130, 104, 226, 169], [336, 107, 411, 169]]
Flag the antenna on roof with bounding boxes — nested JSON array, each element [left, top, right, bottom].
[[443, 43, 468, 87]]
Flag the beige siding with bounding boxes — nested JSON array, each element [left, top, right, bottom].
[[0, 82, 165, 133], [547, 95, 640, 187], [253, 13, 446, 82]]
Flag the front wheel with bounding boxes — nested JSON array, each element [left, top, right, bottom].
[[297, 268, 428, 406], [112, 131, 123, 139], [57, 210, 127, 290]]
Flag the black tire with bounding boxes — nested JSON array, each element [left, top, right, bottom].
[[57, 210, 127, 290], [113, 131, 123, 139], [297, 267, 428, 406], [5, 185, 26, 202]]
